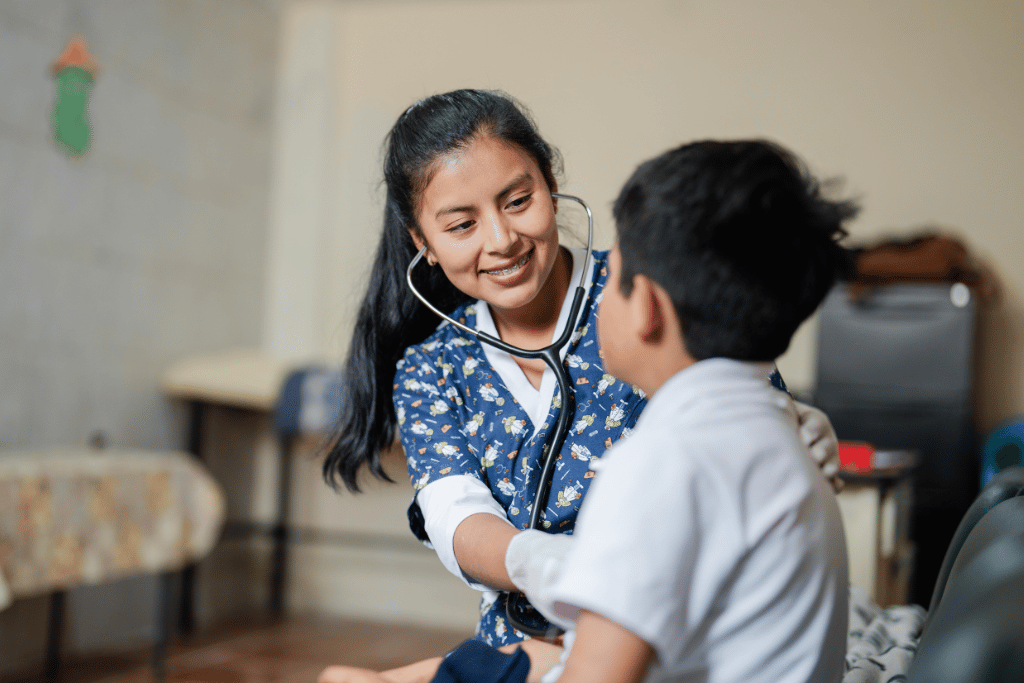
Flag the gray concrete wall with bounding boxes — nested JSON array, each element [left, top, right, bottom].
[[0, 0, 278, 672]]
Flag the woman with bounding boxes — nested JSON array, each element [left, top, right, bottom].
[[322, 89, 839, 647]]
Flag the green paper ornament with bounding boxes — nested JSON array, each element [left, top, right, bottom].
[[53, 66, 94, 156], [51, 36, 98, 158]]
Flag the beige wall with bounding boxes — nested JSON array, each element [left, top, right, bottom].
[[264, 0, 1024, 625], [270, 0, 1024, 429]]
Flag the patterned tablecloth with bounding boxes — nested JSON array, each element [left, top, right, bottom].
[[0, 448, 225, 610]]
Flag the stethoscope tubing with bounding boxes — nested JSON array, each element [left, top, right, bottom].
[[405, 192, 594, 637]]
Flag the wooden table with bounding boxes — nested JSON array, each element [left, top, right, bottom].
[[0, 448, 224, 681], [836, 450, 917, 607]]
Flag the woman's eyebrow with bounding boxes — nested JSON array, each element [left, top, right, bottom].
[[496, 173, 533, 200], [435, 203, 474, 220], [434, 173, 535, 220]]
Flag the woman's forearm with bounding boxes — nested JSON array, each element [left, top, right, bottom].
[[380, 657, 445, 683], [453, 513, 521, 591], [318, 657, 444, 683]]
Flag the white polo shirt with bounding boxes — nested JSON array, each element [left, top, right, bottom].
[[546, 359, 849, 683]]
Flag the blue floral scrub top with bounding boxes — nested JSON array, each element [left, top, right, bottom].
[[393, 250, 785, 645]]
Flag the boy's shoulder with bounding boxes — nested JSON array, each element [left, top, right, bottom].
[[607, 361, 806, 484]]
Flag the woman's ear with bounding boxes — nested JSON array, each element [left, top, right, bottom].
[[408, 229, 437, 266]]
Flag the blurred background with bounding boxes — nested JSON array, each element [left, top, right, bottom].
[[1, 0, 1022, 679]]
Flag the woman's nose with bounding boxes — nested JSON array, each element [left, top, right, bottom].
[[483, 211, 520, 253]]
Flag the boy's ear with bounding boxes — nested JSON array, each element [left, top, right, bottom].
[[629, 275, 667, 345]]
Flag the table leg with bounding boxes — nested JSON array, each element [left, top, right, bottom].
[[178, 400, 205, 636], [269, 433, 295, 616], [44, 590, 65, 683], [152, 572, 174, 682]]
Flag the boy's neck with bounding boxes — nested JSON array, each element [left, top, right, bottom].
[[630, 342, 697, 398], [618, 278, 699, 398]]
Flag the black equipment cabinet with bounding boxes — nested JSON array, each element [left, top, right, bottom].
[[814, 282, 979, 606]]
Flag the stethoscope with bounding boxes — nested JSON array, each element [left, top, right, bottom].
[[406, 193, 594, 639]]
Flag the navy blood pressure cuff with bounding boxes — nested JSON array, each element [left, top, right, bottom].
[[430, 639, 530, 683]]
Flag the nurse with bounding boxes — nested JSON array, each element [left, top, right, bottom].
[[322, 89, 839, 647]]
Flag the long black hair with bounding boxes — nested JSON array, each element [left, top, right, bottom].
[[323, 89, 562, 492]]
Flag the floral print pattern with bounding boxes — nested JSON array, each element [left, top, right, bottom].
[[396, 251, 646, 644], [394, 250, 787, 645]]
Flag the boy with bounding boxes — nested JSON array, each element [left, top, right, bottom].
[[319, 139, 853, 683], [519, 139, 854, 683]]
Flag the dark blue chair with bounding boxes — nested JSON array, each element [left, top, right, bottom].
[[275, 367, 345, 439], [980, 416, 1024, 488], [268, 367, 344, 614]]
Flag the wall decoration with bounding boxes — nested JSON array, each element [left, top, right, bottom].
[[52, 36, 99, 157]]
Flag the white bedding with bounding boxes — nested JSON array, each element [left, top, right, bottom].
[[843, 585, 926, 683], [540, 584, 925, 683]]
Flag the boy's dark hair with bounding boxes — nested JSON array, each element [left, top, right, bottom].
[[613, 139, 857, 361]]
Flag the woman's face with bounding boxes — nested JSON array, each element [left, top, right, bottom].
[[413, 134, 560, 317]]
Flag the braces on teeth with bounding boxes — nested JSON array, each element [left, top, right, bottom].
[[489, 252, 530, 276]]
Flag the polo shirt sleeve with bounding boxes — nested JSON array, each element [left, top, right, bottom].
[[545, 435, 702, 664]]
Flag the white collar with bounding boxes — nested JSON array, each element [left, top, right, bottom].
[[641, 358, 778, 423], [475, 247, 594, 430]]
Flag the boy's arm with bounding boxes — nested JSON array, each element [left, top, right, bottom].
[[556, 611, 654, 683]]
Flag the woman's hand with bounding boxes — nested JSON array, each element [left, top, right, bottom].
[[319, 656, 444, 683], [318, 666, 392, 683], [452, 513, 520, 591], [793, 400, 843, 492]]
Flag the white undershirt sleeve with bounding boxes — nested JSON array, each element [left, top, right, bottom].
[[416, 474, 515, 590]]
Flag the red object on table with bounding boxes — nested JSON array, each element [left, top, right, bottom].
[[839, 441, 875, 472]]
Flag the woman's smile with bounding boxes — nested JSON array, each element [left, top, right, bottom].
[[482, 248, 534, 279], [412, 134, 567, 322]]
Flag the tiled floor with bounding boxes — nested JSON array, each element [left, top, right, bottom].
[[3, 618, 472, 683]]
